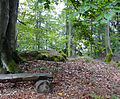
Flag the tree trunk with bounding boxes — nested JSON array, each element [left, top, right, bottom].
[[105, 21, 111, 54], [68, 21, 71, 57], [104, 21, 113, 62], [65, 16, 69, 56], [0, 0, 20, 73], [90, 19, 93, 57]]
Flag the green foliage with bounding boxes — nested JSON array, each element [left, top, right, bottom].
[[84, 56, 94, 63], [111, 95, 119, 99], [89, 94, 119, 99], [104, 49, 113, 63], [40, 65, 47, 69], [89, 94, 104, 99], [79, 6, 90, 14], [17, 0, 67, 52], [115, 61, 120, 67], [110, 32, 120, 53], [17, 0, 120, 58], [38, 0, 43, 3], [59, 50, 67, 59], [50, 68, 54, 73]]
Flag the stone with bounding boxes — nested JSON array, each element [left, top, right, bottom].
[[35, 80, 52, 93]]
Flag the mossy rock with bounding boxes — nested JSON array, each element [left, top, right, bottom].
[[29, 51, 39, 57], [36, 50, 67, 62], [19, 50, 67, 62], [19, 51, 29, 57], [59, 50, 67, 59], [36, 52, 50, 61], [104, 49, 113, 62], [36, 54, 43, 60]]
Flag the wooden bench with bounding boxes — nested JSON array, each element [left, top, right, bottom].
[[0, 73, 53, 93]]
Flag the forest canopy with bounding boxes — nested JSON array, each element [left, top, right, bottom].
[[17, 0, 120, 58]]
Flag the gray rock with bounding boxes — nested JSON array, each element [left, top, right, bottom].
[[35, 80, 52, 93]]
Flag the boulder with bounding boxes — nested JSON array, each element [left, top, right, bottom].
[[34, 80, 52, 93]]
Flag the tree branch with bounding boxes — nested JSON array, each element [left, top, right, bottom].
[[17, 19, 26, 25]]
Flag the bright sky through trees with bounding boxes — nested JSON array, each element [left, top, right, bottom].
[[19, 0, 65, 15]]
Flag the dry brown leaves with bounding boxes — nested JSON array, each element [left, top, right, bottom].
[[0, 57, 120, 99]]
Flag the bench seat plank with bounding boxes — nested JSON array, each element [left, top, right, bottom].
[[0, 73, 53, 83]]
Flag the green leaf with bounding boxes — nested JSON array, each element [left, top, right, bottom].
[[79, 6, 90, 14], [89, 4, 98, 9], [111, 9, 120, 13], [114, 7, 120, 9], [40, 65, 47, 69], [68, 12, 79, 20], [111, 1, 118, 5], [50, 69, 54, 72], [100, 19, 108, 23], [94, 14, 103, 22], [38, 0, 43, 3], [111, 95, 119, 99], [92, 21, 98, 24], [104, 11, 115, 20]]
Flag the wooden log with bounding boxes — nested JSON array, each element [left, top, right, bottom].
[[0, 73, 53, 83]]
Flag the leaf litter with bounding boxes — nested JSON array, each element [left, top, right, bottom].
[[0, 57, 120, 99]]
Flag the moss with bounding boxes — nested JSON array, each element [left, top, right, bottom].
[[30, 51, 39, 57], [13, 51, 27, 63], [115, 61, 120, 67], [19, 51, 29, 57], [36, 50, 67, 62], [50, 68, 54, 73], [36, 53, 49, 60], [85, 56, 93, 63], [59, 50, 67, 59], [54, 57, 59, 62], [59, 56, 66, 62], [0, 67, 7, 74], [8, 60, 22, 73], [104, 49, 113, 62], [36, 54, 42, 60], [51, 55, 66, 62]]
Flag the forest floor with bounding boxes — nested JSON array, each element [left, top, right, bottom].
[[0, 56, 120, 99]]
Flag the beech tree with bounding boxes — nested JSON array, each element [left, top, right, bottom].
[[0, 0, 20, 73]]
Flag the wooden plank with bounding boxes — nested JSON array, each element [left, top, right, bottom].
[[0, 73, 53, 83]]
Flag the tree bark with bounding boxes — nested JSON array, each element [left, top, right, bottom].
[[0, 0, 20, 73], [68, 21, 71, 57], [65, 16, 69, 56], [104, 21, 113, 62], [105, 21, 111, 54], [90, 19, 93, 57]]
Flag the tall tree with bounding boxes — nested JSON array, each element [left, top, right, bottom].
[[105, 21, 111, 54], [0, 0, 20, 73]]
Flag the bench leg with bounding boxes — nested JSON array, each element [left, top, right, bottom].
[[34, 80, 52, 93]]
